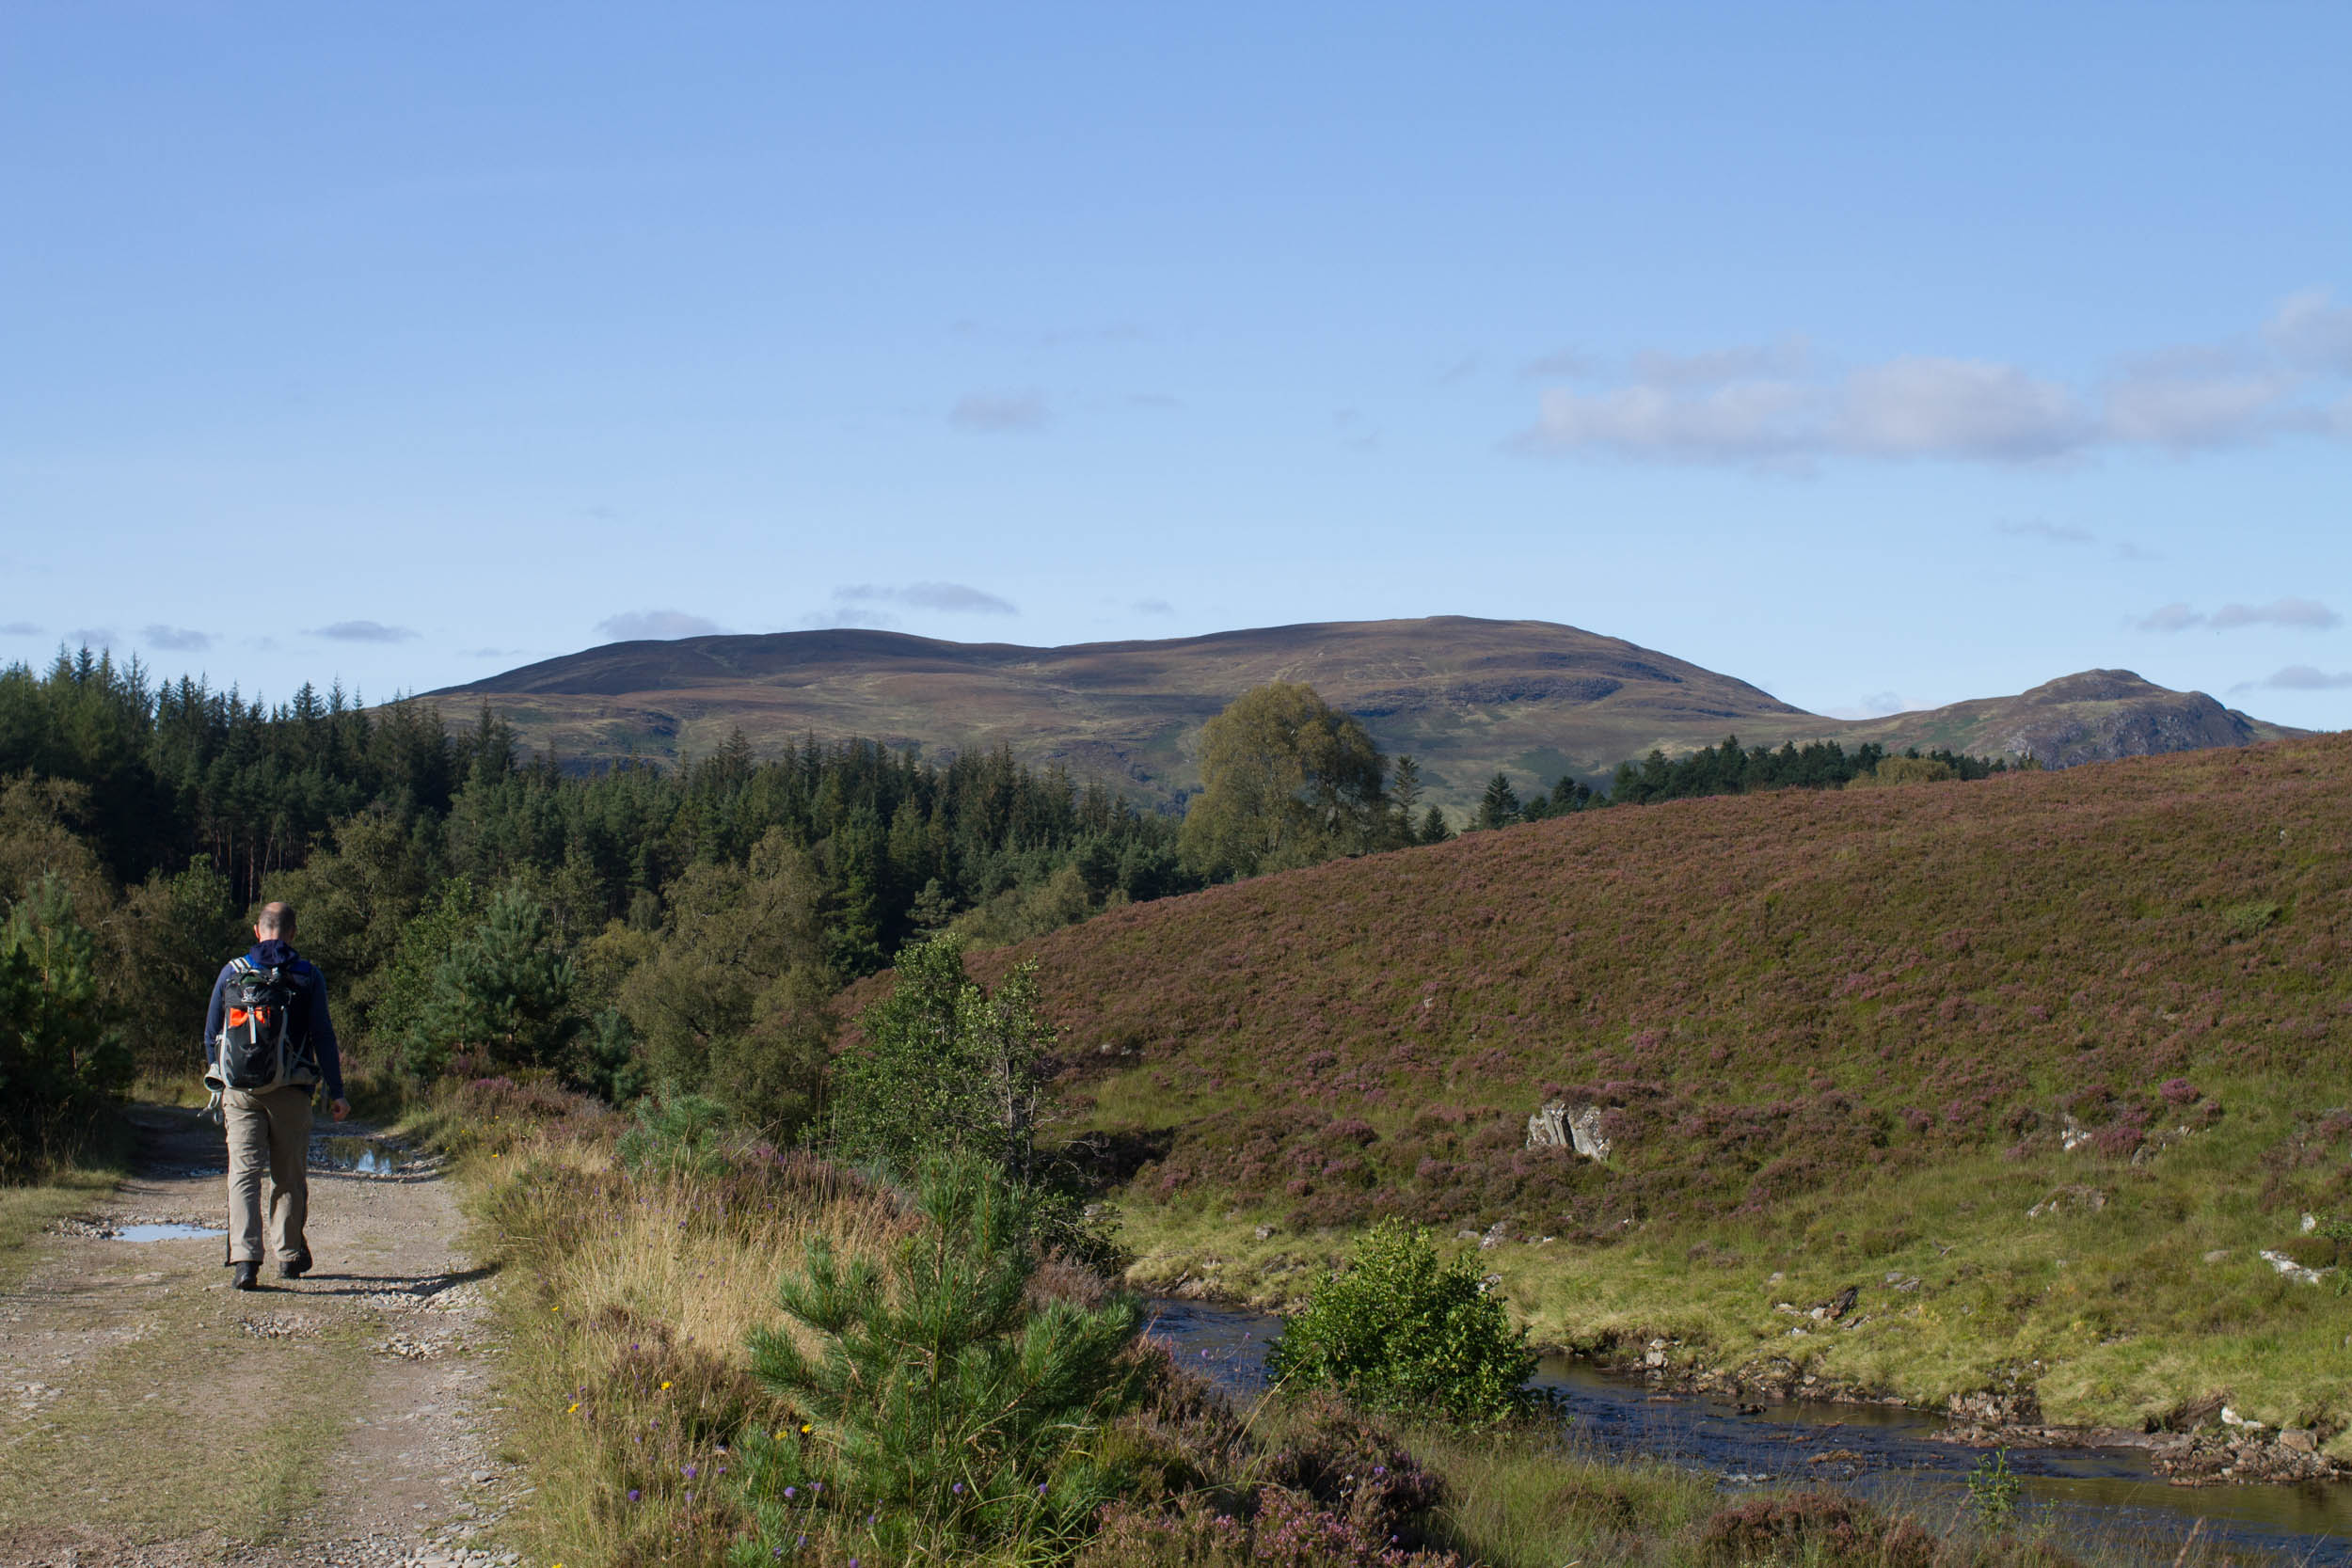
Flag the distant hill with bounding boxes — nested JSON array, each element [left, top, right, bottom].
[[433, 617, 2296, 813]]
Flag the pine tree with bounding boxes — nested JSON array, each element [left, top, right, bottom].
[[413, 884, 579, 1072], [732, 1158, 1143, 1560], [1418, 804, 1453, 844], [1474, 772, 1521, 832], [1390, 754, 1424, 843]]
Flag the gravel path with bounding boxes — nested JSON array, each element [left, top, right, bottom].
[[0, 1104, 530, 1567]]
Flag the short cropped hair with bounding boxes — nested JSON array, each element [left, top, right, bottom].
[[257, 901, 297, 938]]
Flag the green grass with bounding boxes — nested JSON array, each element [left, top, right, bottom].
[[1116, 1072, 2352, 1454]]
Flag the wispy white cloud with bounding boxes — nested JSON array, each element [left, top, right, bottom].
[[1825, 689, 1913, 720], [949, 391, 1048, 433], [0, 621, 41, 636], [67, 626, 117, 648], [2136, 603, 2202, 633], [2209, 596, 2342, 630], [834, 582, 1018, 615], [141, 625, 212, 652], [2234, 665, 2352, 691], [1518, 292, 2352, 467], [2265, 290, 2352, 373], [311, 620, 419, 643], [596, 610, 724, 641], [2137, 596, 2341, 634], [1132, 597, 1174, 615]]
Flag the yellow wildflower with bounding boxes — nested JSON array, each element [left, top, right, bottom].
[[660, 1381, 673, 1390]]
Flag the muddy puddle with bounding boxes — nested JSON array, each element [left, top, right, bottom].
[[1147, 1297, 2352, 1564]]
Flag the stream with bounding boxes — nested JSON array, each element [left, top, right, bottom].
[[1146, 1296, 2352, 1564]]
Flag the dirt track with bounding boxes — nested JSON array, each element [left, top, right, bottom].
[[0, 1104, 525, 1568]]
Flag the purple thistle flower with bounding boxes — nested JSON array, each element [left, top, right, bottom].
[[952, 1481, 964, 1495], [628, 1489, 641, 1502], [684, 1465, 697, 1479], [784, 1486, 796, 1499]]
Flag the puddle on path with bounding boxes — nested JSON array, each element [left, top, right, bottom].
[[315, 1136, 399, 1175], [113, 1223, 224, 1243], [1148, 1297, 2352, 1566]]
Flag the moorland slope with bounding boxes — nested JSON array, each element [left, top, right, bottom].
[[435, 618, 2290, 812], [942, 734, 2352, 1437]]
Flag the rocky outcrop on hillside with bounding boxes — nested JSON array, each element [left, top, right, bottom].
[[1987, 671, 2271, 768]]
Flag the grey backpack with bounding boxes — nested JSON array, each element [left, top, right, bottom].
[[206, 958, 320, 1094]]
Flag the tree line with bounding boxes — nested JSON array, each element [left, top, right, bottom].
[[0, 647, 2011, 1170]]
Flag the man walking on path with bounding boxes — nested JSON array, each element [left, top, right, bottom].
[[202, 901, 348, 1291]]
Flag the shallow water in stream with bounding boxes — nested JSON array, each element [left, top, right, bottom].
[[1146, 1296, 2352, 1564]]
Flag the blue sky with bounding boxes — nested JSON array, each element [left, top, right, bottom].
[[4, 2, 2348, 729]]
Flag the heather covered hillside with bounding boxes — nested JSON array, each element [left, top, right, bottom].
[[986, 735, 2349, 1233], [926, 735, 2352, 1435]]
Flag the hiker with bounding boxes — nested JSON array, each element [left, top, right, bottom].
[[202, 901, 348, 1291]]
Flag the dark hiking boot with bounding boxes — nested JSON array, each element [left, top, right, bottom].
[[232, 1260, 261, 1291], [279, 1250, 311, 1280]]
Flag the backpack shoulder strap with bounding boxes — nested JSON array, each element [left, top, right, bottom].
[[229, 957, 255, 979]]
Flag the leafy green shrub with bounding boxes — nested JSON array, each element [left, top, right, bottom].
[[111, 859, 240, 1081], [615, 831, 833, 1136], [614, 1089, 731, 1180], [0, 875, 128, 1173], [728, 1156, 1146, 1562], [1966, 1448, 2023, 1531], [831, 933, 1051, 1179], [1265, 1220, 1534, 1422]]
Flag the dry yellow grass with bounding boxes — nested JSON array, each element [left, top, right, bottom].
[[474, 1131, 909, 1566]]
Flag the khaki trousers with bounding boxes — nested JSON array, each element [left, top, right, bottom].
[[223, 1085, 312, 1265]]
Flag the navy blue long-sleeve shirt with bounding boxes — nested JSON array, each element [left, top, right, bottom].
[[201, 940, 344, 1100]]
